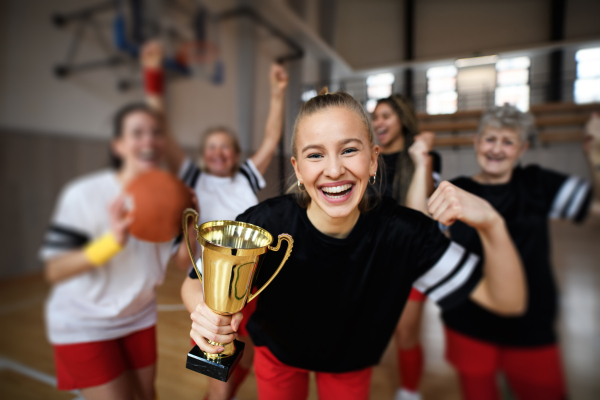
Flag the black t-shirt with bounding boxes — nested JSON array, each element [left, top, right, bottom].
[[190, 195, 482, 372], [443, 165, 592, 347], [381, 151, 442, 198]]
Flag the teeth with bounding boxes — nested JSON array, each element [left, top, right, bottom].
[[321, 184, 352, 194]]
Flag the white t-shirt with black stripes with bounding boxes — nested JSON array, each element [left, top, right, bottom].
[[179, 157, 266, 225], [40, 166, 190, 345]]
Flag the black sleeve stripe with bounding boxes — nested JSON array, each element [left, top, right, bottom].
[[427, 253, 480, 303], [436, 263, 482, 310], [43, 240, 84, 250], [182, 161, 200, 187], [549, 176, 580, 218], [188, 168, 201, 189], [189, 266, 200, 279], [47, 225, 90, 246], [241, 161, 260, 191], [239, 163, 259, 193], [563, 181, 591, 220], [574, 187, 593, 223], [423, 249, 470, 296], [413, 242, 466, 293], [173, 233, 183, 248]]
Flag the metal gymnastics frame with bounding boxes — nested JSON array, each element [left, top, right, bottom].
[[52, 2, 305, 92]]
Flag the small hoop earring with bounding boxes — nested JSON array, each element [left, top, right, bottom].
[[369, 172, 377, 185], [297, 180, 306, 192]]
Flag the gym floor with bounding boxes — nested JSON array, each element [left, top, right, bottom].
[[1, 216, 599, 400]]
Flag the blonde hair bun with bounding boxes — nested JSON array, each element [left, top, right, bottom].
[[317, 87, 330, 96]]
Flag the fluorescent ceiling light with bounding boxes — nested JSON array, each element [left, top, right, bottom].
[[455, 55, 499, 68]]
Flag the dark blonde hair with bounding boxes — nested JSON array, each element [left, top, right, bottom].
[[375, 94, 419, 205], [198, 126, 242, 173], [289, 88, 382, 212]]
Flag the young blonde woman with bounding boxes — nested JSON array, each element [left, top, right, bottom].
[[441, 105, 596, 400], [40, 103, 195, 400], [141, 41, 288, 400], [181, 89, 526, 400], [372, 95, 438, 400]]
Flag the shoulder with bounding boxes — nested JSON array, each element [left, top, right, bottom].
[[236, 195, 298, 227], [59, 170, 114, 204]]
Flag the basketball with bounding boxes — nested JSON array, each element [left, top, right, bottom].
[[125, 169, 193, 243]]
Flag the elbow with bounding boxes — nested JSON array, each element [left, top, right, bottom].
[[493, 292, 528, 316], [43, 263, 59, 284]]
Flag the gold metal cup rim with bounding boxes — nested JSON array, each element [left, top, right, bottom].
[[196, 220, 273, 257]]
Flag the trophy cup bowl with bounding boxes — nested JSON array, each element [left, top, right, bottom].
[[182, 208, 293, 382]]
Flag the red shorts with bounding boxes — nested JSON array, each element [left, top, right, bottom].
[[408, 287, 427, 302], [53, 325, 157, 390], [254, 346, 372, 400], [445, 327, 565, 400]]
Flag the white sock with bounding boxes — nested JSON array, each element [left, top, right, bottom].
[[394, 388, 422, 400]]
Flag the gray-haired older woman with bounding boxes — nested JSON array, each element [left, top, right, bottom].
[[440, 104, 595, 400]]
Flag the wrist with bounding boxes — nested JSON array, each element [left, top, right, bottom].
[[83, 232, 124, 267], [477, 212, 504, 236], [144, 68, 164, 96], [270, 89, 285, 100]]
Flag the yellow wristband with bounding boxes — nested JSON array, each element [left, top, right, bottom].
[[83, 232, 124, 267]]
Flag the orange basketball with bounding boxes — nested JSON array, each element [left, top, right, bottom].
[[125, 169, 193, 243]]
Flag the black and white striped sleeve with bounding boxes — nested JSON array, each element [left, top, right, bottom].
[[430, 151, 442, 188], [39, 185, 92, 261], [239, 159, 266, 193], [179, 157, 201, 189], [411, 221, 482, 310], [172, 158, 202, 253], [546, 172, 592, 223]]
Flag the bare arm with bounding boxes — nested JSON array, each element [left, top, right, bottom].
[[405, 132, 435, 214], [181, 276, 204, 313], [45, 251, 96, 284], [250, 63, 289, 175], [141, 41, 187, 174], [428, 182, 526, 315], [44, 195, 132, 284]]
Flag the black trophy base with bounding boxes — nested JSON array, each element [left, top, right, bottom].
[[186, 340, 245, 382]]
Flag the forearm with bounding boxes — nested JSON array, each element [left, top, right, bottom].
[[44, 251, 96, 284], [470, 216, 526, 315], [405, 163, 430, 214], [251, 91, 285, 175], [181, 276, 204, 313]]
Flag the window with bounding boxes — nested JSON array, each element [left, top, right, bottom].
[[495, 57, 530, 112], [574, 47, 600, 104], [365, 73, 395, 112], [426, 65, 457, 114], [301, 89, 317, 102]]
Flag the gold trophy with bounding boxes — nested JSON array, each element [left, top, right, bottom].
[[182, 209, 293, 382]]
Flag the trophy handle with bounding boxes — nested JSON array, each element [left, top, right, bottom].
[[247, 233, 293, 303], [182, 208, 203, 284]]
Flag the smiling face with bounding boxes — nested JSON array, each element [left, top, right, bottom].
[[475, 127, 529, 182], [291, 107, 379, 220], [372, 102, 403, 150], [203, 131, 240, 177], [112, 111, 166, 175]]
